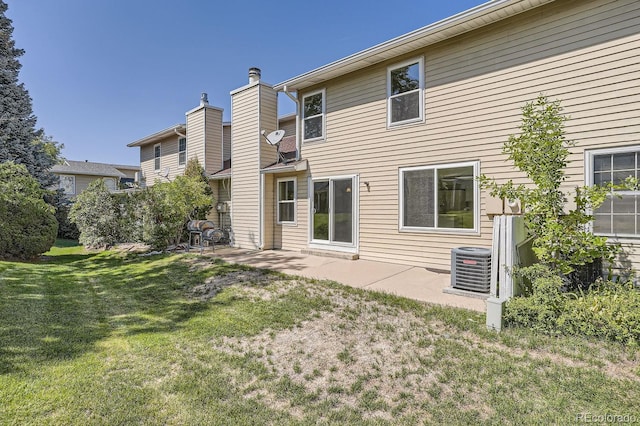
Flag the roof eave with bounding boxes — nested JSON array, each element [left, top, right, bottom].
[[208, 172, 232, 180], [260, 159, 308, 174], [273, 0, 554, 92], [127, 124, 186, 147], [52, 170, 126, 178]]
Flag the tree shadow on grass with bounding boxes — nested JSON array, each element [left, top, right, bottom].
[[0, 251, 211, 374]]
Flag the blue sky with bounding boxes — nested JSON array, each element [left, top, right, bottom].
[[6, 0, 486, 166]]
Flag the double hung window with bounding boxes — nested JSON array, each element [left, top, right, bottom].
[[589, 147, 640, 237], [277, 178, 296, 224], [178, 138, 186, 166], [388, 58, 424, 126], [302, 90, 325, 142], [154, 144, 161, 171]]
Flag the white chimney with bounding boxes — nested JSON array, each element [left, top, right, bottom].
[[248, 67, 261, 84]]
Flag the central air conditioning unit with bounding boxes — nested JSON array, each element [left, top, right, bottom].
[[451, 247, 492, 293]]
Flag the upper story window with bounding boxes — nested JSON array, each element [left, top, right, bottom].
[[178, 138, 186, 166], [399, 161, 478, 232], [59, 175, 75, 195], [154, 144, 161, 171], [388, 57, 424, 127], [588, 146, 640, 238], [302, 89, 325, 142], [277, 178, 296, 224]]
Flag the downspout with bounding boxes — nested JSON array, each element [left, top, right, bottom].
[[283, 85, 300, 161], [174, 127, 186, 139]]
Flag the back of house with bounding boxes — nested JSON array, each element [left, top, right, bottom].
[[128, 0, 640, 275]]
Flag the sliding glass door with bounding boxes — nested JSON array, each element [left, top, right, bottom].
[[312, 177, 355, 246]]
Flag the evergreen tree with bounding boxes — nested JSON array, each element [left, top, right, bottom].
[[0, 1, 59, 187]]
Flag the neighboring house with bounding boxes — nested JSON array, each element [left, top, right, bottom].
[[51, 160, 141, 197], [129, 0, 640, 273]]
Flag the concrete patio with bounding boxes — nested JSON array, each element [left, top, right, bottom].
[[209, 247, 487, 312]]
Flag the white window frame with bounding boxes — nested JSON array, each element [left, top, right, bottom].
[[387, 57, 424, 128], [302, 89, 326, 143], [277, 177, 297, 225], [154, 143, 161, 171], [178, 137, 187, 167], [308, 174, 359, 253], [59, 175, 76, 195], [586, 145, 640, 240], [399, 161, 479, 234]]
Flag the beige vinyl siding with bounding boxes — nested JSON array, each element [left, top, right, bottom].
[[206, 179, 232, 226], [231, 84, 262, 249], [74, 175, 99, 194], [186, 109, 205, 171], [139, 144, 155, 186], [263, 175, 276, 249], [205, 107, 224, 174], [272, 172, 308, 251], [222, 124, 231, 162], [206, 180, 219, 223], [295, 0, 640, 270], [139, 134, 181, 186], [259, 87, 279, 168], [259, 87, 279, 249], [278, 115, 297, 138], [62, 175, 117, 195]]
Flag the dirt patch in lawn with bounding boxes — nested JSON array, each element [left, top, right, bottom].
[[185, 267, 639, 421], [186, 269, 274, 301], [216, 286, 490, 421]]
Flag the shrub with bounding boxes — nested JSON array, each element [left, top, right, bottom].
[[503, 267, 566, 334], [140, 175, 213, 249], [69, 179, 123, 248], [113, 191, 143, 243], [558, 281, 640, 345], [505, 269, 640, 344], [45, 189, 80, 240], [0, 162, 57, 259], [183, 158, 213, 220], [69, 170, 213, 250]]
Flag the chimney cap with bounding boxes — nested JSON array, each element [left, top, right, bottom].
[[200, 92, 209, 105], [249, 67, 261, 84]]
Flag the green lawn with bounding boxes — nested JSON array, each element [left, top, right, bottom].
[[1, 241, 639, 425]]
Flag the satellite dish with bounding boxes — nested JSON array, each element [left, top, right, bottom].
[[159, 167, 170, 178], [262, 129, 285, 146]]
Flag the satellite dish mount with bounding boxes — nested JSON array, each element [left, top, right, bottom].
[[261, 129, 287, 164], [157, 167, 170, 179]]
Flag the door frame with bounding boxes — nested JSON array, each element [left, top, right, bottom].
[[308, 174, 359, 253]]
